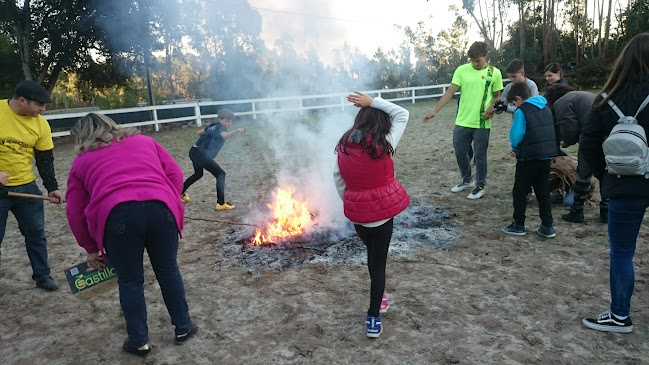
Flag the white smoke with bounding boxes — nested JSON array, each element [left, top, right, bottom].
[[251, 108, 356, 236]]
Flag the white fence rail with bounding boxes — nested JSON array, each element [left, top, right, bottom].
[[47, 84, 458, 137]]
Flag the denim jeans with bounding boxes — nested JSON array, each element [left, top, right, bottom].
[[183, 147, 226, 204], [0, 181, 51, 280], [453, 126, 490, 186], [104, 200, 191, 347], [354, 219, 393, 318], [608, 197, 649, 317]]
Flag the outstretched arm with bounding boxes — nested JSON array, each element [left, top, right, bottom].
[[423, 83, 460, 122]]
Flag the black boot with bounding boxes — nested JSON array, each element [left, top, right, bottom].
[[600, 207, 608, 223], [562, 210, 584, 223]]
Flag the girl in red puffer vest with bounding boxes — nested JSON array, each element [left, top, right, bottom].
[[333, 91, 410, 338]]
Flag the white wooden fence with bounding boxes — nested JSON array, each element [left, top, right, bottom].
[[47, 84, 459, 137]]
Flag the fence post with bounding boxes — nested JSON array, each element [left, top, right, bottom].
[[299, 98, 304, 116], [252, 101, 257, 120], [411, 89, 415, 104], [153, 108, 159, 132], [195, 103, 202, 126], [341, 96, 345, 111]]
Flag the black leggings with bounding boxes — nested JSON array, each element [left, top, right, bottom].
[[182, 147, 226, 204], [354, 219, 393, 318]]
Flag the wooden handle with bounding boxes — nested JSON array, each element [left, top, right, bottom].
[[7, 192, 52, 200]]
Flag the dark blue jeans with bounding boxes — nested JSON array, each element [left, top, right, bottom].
[[183, 147, 226, 204], [608, 197, 649, 317], [354, 219, 393, 318], [104, 201, 191, 347], [0, 181, 51, 280]]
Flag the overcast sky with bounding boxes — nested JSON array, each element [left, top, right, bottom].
[[247, 0, 481, 63]]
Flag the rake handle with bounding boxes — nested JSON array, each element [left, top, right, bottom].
[[7, 192, 52, 200]]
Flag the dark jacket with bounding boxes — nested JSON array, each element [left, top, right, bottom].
[[512, 97, 557, 161], [553, 91, 596, 146], [580, 72, 649, 199]]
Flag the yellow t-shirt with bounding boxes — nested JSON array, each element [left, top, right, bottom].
[[0, 100, 54, 186], [451, 63, 504, 129]]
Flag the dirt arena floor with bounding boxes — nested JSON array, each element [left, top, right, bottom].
[[1, 100, 649, 364]]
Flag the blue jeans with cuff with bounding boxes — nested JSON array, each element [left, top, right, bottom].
[[608, 197, 649, 317]]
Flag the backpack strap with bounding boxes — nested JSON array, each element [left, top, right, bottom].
[[602, 92, 649, 122]]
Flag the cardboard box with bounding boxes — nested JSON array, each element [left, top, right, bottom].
[[64, 259, 117, 300]]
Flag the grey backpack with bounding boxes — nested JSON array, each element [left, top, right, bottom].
[[601, 92, 649, 178]]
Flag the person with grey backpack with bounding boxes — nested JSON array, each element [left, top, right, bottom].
[[579, 32, 649, 334]]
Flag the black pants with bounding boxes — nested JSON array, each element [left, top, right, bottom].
[[354, 219, 393, 318], [513, 160, 553, 227], [182, 147, 226, 204]]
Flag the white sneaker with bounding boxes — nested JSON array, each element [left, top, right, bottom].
[[450, 180, 475, 193], [467, 185, 485, 199]]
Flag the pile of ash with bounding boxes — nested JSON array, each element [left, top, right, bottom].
[[218, 200, 456, 273]]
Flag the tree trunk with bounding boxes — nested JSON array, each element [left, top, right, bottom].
[[16, 1, 33, 80], [518, 1, 525, 59], [166, 42, 176, 100], [581, 0, 588, 59], [602, 0, 613, 59]]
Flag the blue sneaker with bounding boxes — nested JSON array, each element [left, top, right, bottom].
[[366, 314, 382, 338]]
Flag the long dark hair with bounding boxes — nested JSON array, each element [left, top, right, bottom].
[[595, 32, 649, 109], [544, 62, 563, 77], [336, 107, 394, 159]]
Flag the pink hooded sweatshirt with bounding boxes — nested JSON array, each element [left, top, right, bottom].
[[66, 134, 185, 254]]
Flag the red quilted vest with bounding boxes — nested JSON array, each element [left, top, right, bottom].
[[337, 141, 410, 223]]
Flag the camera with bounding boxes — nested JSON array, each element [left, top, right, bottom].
[[494, 100, 508, 114]]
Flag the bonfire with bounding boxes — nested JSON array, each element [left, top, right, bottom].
[[251, 187, 312, 245]]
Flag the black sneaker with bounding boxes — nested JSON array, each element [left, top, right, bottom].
[[561, 211, 584, 223], [537, 225, 556, 238], [122, 340, 152, 357], [582, 311, 633, 333], [35, 275, 59, 291], [174, 323, 198, 345], [502, 222, 526, 236]]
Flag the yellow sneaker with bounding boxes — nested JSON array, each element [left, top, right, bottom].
[[216, 202, 235, 210], [180, 194, 190, 202]]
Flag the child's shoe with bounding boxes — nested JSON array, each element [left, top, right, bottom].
[[536, 225, 556, 238], [502, 222, 526, 236], [216, 202, 235, 210], [379, 292, 389, 314], [366, 314, 382, 338], [180, 194, 190, 202]]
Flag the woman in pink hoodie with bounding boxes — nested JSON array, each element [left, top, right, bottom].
[[66, 113, 196, 357]]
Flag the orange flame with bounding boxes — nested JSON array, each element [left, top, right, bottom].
[[251, 187, 312, 245]]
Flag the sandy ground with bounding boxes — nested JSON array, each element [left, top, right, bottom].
[[1, 101, 649, 365]]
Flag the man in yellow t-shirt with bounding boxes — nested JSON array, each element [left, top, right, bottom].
[[424, 41, 504, 200], [0, 80, 65, 291]]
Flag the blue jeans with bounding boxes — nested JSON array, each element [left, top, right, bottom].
[[608, 197, 649, 317], [453, 126, 490, 186], [0, 182, 51, 280], [104, 201, 191, 347]]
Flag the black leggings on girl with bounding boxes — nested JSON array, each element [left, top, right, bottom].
[[354, 218, 393, 318]]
